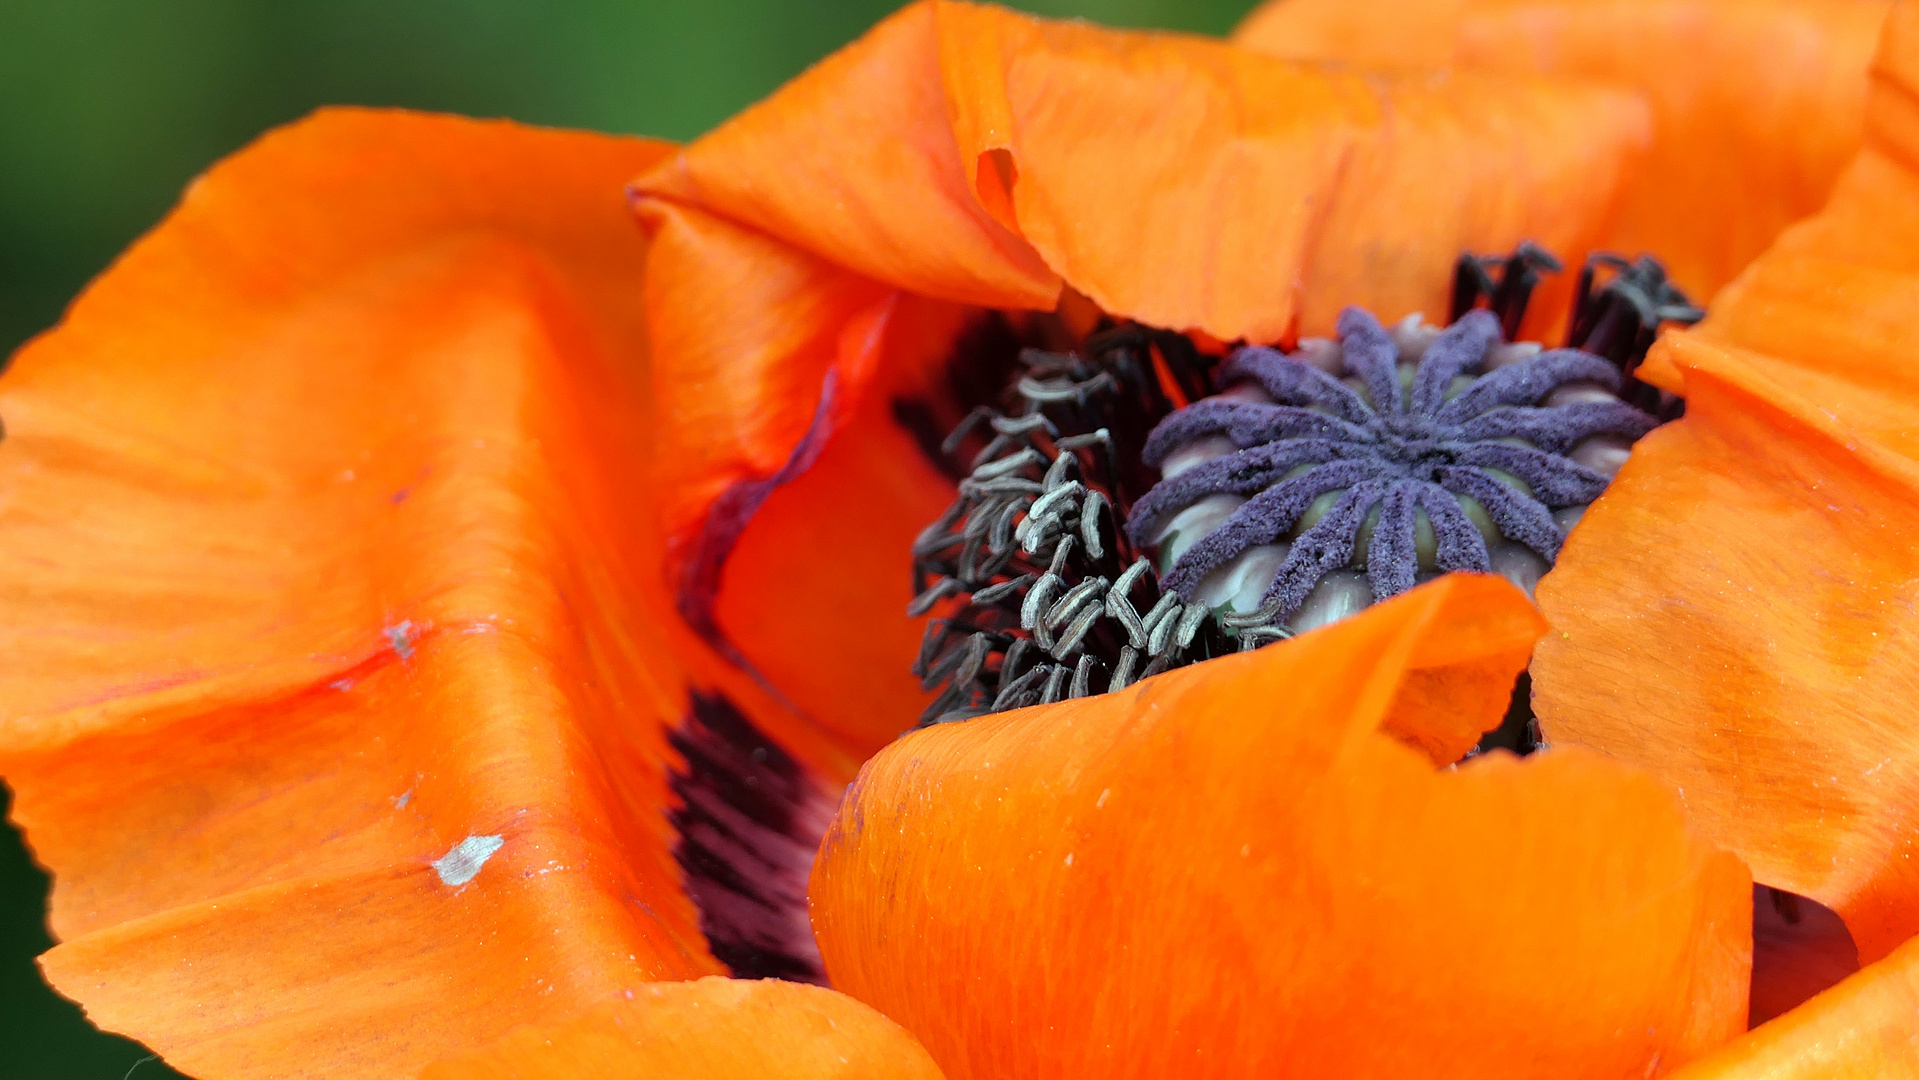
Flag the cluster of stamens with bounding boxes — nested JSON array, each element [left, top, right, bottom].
[[909, 329, 1233, 724], [907, 248, 1699, 731]]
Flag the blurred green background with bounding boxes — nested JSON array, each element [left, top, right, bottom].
[[0, 0, 1256, 1076]]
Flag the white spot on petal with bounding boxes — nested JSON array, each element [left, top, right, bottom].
[[385, 620, 416, 659], [434, 834, 504, 886]]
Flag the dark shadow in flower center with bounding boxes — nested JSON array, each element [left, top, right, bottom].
[[1751, 883, 1859, 1027]]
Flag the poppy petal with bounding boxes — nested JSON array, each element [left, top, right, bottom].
[[416, 977, 946, 1080], [811, 574, 1750, 1080], [1377, 579, 1549, 765], [704, 294, 984, 754], [634, 198, 898, 568], [638, 194, 967, 753], [925, 1, 1642, 345], [1534, 1, 1919, 962], [1234, 0, 1891, 303], [1665, 931, 1919, 1078], [1287, 63, 1647, 345], [0, 109, 759, 1078], [639, 0, 1647, 346], [637, 0, 1649, 746]]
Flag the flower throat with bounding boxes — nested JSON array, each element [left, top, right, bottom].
[[907, 246, 1700, 735]]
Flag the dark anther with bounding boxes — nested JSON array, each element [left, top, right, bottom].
[[1450, 240, 1563, 341], [1770, 886, 1805, 926], [1568, 253, 1705, 418], [907, 576, 963, 617]]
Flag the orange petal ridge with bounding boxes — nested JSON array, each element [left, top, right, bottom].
[[1666, 931, 1919, 1078], [812, 574, 1751, 1080], [415, 977, 945, 1080], [1235, 0, 1892, 305], [0, 108, 787, 1079], [1534, 0, 1919, 962]]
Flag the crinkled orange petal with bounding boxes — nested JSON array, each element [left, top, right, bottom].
[[1377, 579, 1548, 765], [633, 199, 956, 754], [1534, 1, 1919, 962], [1234, 0, 1890, 304], [640, 0, 1645, 350], [416, 977, 945, 1080], [924, 2, 1641, 345], [1290, 62, 1646, 345], [637, 0, 1648, 746], [707, 293, 975, 753], [1666, 932, 1919, 1078], [811, 574, 1751, 1080], [634, 199, 895, 557], [0, 108, 786, 1079]]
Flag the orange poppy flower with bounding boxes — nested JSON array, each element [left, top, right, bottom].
[[0, 0, 1908, 1077]]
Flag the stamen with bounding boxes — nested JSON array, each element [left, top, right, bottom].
[[1570, 254, 1704, 390], [906, 325, 1224, 726], [1450, 240, 1563, 340]]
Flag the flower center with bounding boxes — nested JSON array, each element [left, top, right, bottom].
[[907, 248, 1698, 732], [908, 325, 1221, 724], [1128, 305, 1658, 634]]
